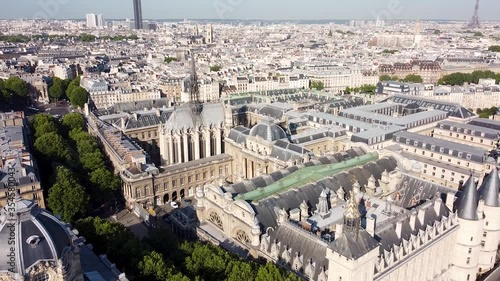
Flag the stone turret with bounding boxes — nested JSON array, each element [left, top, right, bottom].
[[477, 169, 500, 273], [451, 175, 484, 281]]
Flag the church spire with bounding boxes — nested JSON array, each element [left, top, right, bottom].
[[343, 191, 361, 233]]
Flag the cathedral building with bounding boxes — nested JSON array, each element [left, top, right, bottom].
[[0, 196, 127, 281]]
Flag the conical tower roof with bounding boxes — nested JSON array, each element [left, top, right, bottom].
[[456, 175, 479, 220], [479, 169, 500, 207]]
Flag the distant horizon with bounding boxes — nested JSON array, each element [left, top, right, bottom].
[[2, 18, 493, 23], [2, 0, 500, 22]]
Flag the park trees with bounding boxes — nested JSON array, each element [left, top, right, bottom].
[[47, 166, 90, 222]]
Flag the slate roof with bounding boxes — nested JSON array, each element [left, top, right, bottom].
[[394, 131, 489, 164], [437, 120, 500, 139], [266, 222, 329, 280], [468, 118, 500, 131], [250, 156, 399, 229], [389, 95, 474, 119], [456, 176, 479, 220], [478, 169, 500, 207], [374, 199, 452, 256], [331, 230, 379, 259]]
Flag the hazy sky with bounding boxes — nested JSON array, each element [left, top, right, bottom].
[[1, 0, 499, 21]]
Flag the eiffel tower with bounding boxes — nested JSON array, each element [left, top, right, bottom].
[[467, 0, 480, 28], [189, 51, 203, 126]]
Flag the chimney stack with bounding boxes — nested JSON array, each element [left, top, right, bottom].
[[366, 214, 376, 237]]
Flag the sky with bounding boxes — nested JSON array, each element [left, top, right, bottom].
[[1, 0, 499, 21]]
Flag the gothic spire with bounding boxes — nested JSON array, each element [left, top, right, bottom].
[[343, 191, 361, 233]]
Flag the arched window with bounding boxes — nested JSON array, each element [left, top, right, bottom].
[[235, 229, 250, 244], [135, 188, 142, 198], [209, 212, 223, 230]]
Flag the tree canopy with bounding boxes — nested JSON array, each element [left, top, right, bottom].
[[402, 74, 423, 83], [34, 132, 72, 162], [210, 65, 222, 72], [488, 45, 500, 52], [69, 87, 89, 108], [62, 113, 85, 131], [76, 217, 302, 281], [3, 77, 29, 97], [310, 81, 325, 91], [164, 57, 178, 64], [379, 75, 400, 82], [49, 77, 70, 101], [66, 76, 82, 100], [47, 166, 90, 222], [438, 70, 500, 85]]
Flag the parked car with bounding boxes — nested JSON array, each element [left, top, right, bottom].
[[170, 201, 179, 209], [183, 199, 192, 205]]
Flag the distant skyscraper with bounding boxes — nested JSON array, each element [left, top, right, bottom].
[[133, 0, 143, 30], [97, 14, 104, 27], [86, 13, 97, 27], [86, 13, 104, 28]]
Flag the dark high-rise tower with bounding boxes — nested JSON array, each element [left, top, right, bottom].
[[468, 0, 480, 28], [133, 0, 143, 29]]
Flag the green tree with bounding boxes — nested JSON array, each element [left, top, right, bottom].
[[62, 113, 85, 131], [210, 65, 222, 72], [34, 121, 58, 138], [402, 74, 423, 83], [164, 57, 178, 64], [66, 76, 81, 100], [473, 32, 483, 37], [488, 45, 500, 52], [226, 261, 256, 281], [138, 251, 171, 281], [49, 77, 67, 101], [379, 75, 399, 81], [89, 168, 120, 200], [255, 263, 286, 281], [69, 87, 89, 108], [359, 84, 377, 94], [4, 77, 29, 97], [80, 151, 105, 170], [34, 132, 71, 162], [47, 166, 89, 222], [311, 81, 325, 90]]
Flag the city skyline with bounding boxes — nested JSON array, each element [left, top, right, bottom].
[[1, 0, 500, 21]]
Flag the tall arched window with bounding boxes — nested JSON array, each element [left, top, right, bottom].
[[209, 212, 223, 230], [235, 229, 250, 244], [135, 188, 142, 198]]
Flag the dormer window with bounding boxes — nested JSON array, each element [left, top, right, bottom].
[[26, 235, 41, 248]]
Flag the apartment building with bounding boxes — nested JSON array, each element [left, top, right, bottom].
[[433, 120, 500, 150], [0, 112, 44, 208], [392, 131, 494, 188]]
